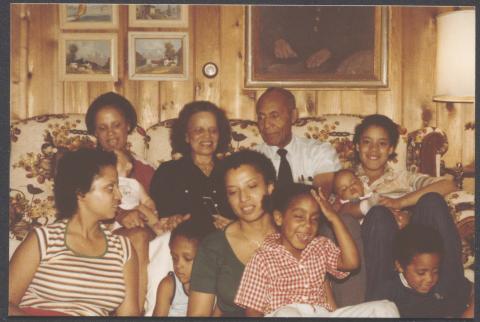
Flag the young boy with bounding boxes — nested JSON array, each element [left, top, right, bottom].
[[234, 183, 399, 317], [333, 169, 409, 228], [153, 221, 203, 316], [374, 224, 473, 318]]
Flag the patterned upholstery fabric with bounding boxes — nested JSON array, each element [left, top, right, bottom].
[[10, 114, 148, 241], [147, 115, 407, 170], [9, 114, 474, 273]]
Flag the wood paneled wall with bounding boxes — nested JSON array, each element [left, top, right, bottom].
[[10, 4, 475, 186]]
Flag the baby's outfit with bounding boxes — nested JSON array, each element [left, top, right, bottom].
[[109, 176, 143, 231], [119, 176, 142, 210]]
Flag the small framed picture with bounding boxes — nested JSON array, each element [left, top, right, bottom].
[[59, 33, 118, 82], [129, 5, 188, 28], [128, 32, 189, 81], [59, 4, 118, 29]]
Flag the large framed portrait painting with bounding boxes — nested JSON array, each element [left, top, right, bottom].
[[246, 6, 389, 88]]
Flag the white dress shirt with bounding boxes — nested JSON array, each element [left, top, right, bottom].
[[255, 135, 341, 184]]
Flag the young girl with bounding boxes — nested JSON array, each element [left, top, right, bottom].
[[152, 221, 204, 316], [234, 183, 399, 317]]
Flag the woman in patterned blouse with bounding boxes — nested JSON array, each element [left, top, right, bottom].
[[9, 148, 139, 316]]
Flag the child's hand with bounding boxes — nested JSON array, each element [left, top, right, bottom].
[[212, 214, 234, 230], [311, 187, 338, 222]]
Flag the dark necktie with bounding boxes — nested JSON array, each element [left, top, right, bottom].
[[277, 148, 294, 188]]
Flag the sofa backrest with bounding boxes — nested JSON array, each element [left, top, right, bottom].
[[146, 114, 408, 170], [9, 114, 148, 241]]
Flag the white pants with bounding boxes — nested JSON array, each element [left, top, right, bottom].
[[267, 300, 399, 318]]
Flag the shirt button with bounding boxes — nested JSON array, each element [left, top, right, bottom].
[[214, 203, 218, 207], [184, 189, 189, 194], [212, 190, 217, 194]]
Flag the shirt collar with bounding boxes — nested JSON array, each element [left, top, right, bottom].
[[399, 272, 412, 289], [262, 232, 322, 260], [355, 164, 395, 185], [264, 135, 296, 156]]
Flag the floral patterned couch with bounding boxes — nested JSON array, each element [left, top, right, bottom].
[[9, 113, 474, 280]]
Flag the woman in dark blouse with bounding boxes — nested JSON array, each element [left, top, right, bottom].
[[150, 101, 235, 235]]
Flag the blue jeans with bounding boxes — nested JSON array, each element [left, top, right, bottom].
[[362, 192, 469, 301]]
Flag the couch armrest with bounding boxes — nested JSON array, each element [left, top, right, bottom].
[[407, 127, 448, 176], [445, 190, 475, 270]]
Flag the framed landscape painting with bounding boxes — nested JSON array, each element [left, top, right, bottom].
[[129, 5, 188, 28], [59, 4, 118, 29], [245, 5, 389, 88], [59, 33, 117, 81], [128, 32, 189, 81]]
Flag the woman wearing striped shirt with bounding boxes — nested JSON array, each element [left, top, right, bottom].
[[9, 148, 139, 316]]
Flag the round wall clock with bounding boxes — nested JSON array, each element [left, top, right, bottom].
[[202, 62, 218, 78]]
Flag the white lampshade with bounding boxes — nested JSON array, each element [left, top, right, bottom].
[[434, 9, 475, 103]]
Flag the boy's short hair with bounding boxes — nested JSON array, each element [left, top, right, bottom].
[[169, 220, 205, 247], [272, 183, 315, 213], [393, 224, 444, 268], [333, 168, 355, 195]]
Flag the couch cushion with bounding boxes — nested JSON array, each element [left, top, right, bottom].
[[10, 114, 148, 241]]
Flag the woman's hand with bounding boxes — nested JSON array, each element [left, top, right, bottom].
[[391, 209, 410, 230], [212, 214, 233, 230], [377, 195, 404, 210], [117, 209, 147, 229], [113, 149, 133, 178], [152, 214, 191, 235], [310, 188, 338, 222]]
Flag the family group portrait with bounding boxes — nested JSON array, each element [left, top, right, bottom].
[[8, 3, 475, 319]]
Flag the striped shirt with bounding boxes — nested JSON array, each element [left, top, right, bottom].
[[19, 220, 132, 316]]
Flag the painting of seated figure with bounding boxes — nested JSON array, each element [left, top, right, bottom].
[[246, 5, 388, 88]]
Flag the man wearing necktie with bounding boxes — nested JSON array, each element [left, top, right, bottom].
[[254, 87, 341, 196], [254, 87, 366, 308]]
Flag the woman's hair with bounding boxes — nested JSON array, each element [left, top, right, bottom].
[[54, 148, 117, 219], [393, 224, 444, 268], [169, 220, 205, 248], [221, 150, 276, 186], [170, 101, 231, 156], [352, 114, 400, 161], [85, 92, 137, 135]]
